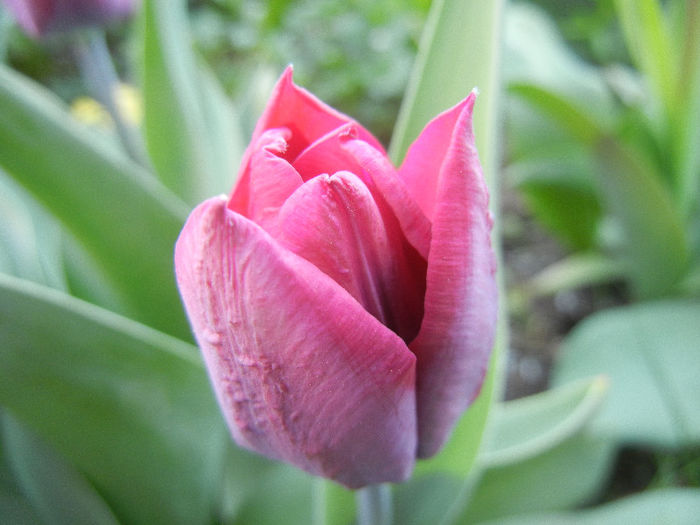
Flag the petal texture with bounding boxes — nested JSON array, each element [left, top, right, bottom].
[[276, 171, 425, 344], [175, 197, 417, 487], [408, 95, 498, 458]]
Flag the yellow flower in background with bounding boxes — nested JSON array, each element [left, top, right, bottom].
[[71, 83, 142, 128]]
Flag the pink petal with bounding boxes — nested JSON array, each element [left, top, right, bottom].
[[292, 123, 385, 182], [244, 128, 303, 233], [398, 94, 477, 221], [229, 66, 357, 214], [276, 171, 426, 344], [175, 197, 417, 487], [341, 134, 432, 261], [407, 96, 498, 458]]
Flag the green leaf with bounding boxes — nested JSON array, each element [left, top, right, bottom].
[[457, 433, 615, 523], [615, 0, 677, 111], [509, 83, 604, 145], [552, 300, 700, 447], [527, 254, 625, 297], [141, 0, 243, 203], [509, 150, 603, 250], [2, 413, 120, 525], [595, 138, 688, 298], [480, 376, 608, 468], [0, 64, 191, 339], [398, 377, 609, 524], [0, 273, 227, 525], [483, 488, 700, 525]]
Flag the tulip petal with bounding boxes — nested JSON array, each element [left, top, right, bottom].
[[292, 124, 385, 182], [408, 96, 498, 458], [276, 171, 426, 344], [341, 136, 432, 261], [229, 66, 360, 218], [398, 94, 477, 221], [175, 197, 417, 487], [244, 128, 303, 233]]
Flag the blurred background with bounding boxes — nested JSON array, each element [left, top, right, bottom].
[[1, 0, 699, 522]]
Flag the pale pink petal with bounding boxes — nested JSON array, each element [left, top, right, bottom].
[[175, 196, 417, 487], [240, 128, 303, 233], [398, 94, 476, 221], [276, 171, 426, 344], [341, 135, 432, 261], [408, 96, 498, 458]]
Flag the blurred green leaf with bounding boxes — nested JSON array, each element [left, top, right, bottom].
[[0, 172, 66, 289], [509, 149, 602, 250], [0, 273, 227, 525], [141, 0, 243, 203], [527, 253, 625, 297], [480, 376, 608, 468], [615, 0, 676, 111], [458, 433, 615, 524], [481, 488, 700, 525], [509, 83, 604, 145], [552, 300, 700, 447], [0, 435, 43, 525], [595, 137, 688, 298], [0, 64, 191, 340], [2, 414, 120, 525]]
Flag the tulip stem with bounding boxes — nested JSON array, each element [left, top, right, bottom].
[[356, 484, 392, 525], [73, 29, 149, 167]]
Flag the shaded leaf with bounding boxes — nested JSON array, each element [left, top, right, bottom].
[[0, 273, 227, 525], [0, 64, 191, 339], [2, 413, 120, 525], [481, 488, 700, 525], [552, 300, 700, 447]]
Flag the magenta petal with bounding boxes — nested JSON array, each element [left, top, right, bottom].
[[229, 66, 356, 218], [398, 94, 476, 221], [242, 128, 303, 233], [292, 123, 385, 181], [276, 171, 426, 343], [408, 96, 498, 458], [175, 197, 417, 487], [341, 136, 432, 261]]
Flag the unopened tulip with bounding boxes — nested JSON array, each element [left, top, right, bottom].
[[175, 67, 497, 488], [2, 0, 138, 37]]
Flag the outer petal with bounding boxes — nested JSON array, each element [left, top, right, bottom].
[[398, 93, 477, 220], [276, 171, 425, 344], [408, 96, 498, 458], [175, 197, 417, 487]]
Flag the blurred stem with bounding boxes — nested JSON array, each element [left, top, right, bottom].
[[73, 30, 148, 167], [356, 484, 392, 525]]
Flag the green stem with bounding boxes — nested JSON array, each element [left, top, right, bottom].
[[73, 30, 148, 167], [356, 484, 392, 525]]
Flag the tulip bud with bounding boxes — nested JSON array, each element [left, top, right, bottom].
[[2, 0, 139, 38], [175, 67, 498, 488]]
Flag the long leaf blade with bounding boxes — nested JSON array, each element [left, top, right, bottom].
[[0, 64, 190, 339], [0, 273, 226, 525]]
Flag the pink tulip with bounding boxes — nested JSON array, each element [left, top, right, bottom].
[[175, 67, 497, 488], [2, 0, 138, 37]]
